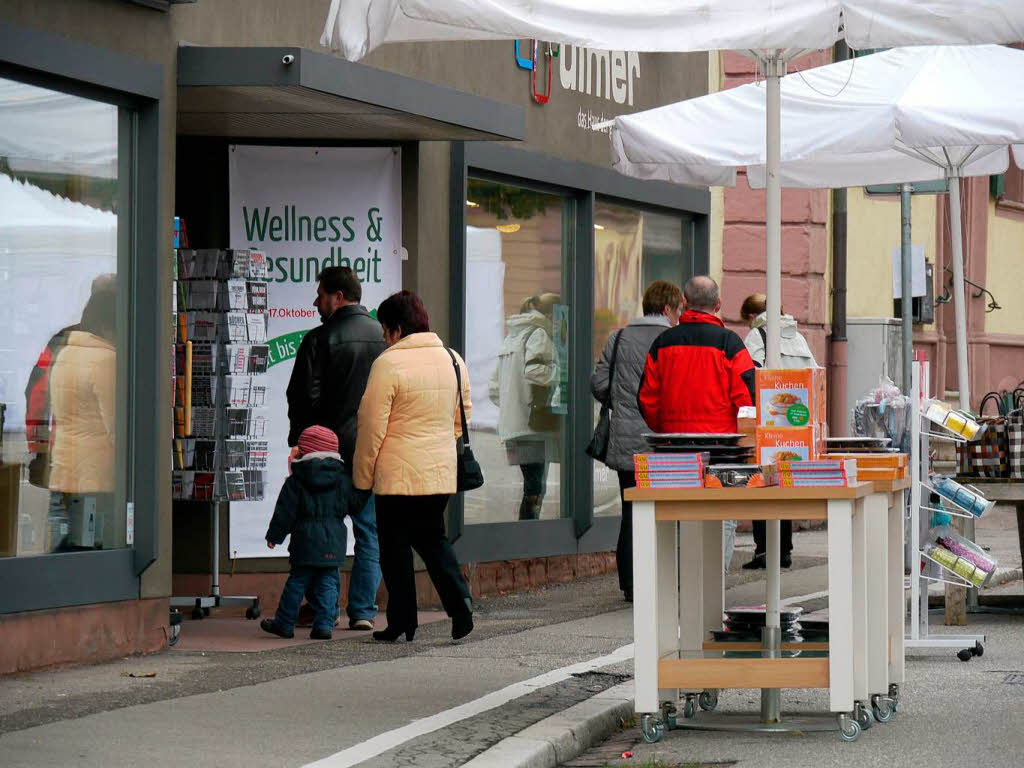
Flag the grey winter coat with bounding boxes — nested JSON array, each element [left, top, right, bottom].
[[590, 316, 671, 472]]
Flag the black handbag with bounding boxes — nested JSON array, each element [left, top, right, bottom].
[[447, 349, 484, 492], [586, 329, 624, 463]]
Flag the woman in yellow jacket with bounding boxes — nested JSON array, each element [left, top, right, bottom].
[[354, 290, 474, 642]]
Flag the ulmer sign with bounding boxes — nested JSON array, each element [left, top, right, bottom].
[[559, 47, 641, 106]]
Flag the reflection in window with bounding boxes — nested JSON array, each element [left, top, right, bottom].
[[0, 77, 123, 557], [592, 201, 693, 517], [464, 179, 569, 523]]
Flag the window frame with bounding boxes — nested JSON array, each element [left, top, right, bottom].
[[0, 21, 164, 613], [448, 141, 708, 562]]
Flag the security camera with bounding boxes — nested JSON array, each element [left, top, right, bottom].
[[282, 54, 295, 65]]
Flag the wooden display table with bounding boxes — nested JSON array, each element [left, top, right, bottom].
[[625, 481, 901, 742]]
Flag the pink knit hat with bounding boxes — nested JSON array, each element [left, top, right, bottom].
[[296, 425, 338, 457]]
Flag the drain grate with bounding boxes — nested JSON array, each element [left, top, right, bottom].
[[1004, 673, 1024, 685]]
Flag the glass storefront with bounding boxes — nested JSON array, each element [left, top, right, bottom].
[[463, 178, 570, 524], [592, 200, 695, 517], [0, 77, 127, 558]]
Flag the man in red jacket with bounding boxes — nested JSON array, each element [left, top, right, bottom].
[[638, 276, 755, 434]]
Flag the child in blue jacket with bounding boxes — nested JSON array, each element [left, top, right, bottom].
[[261, 426, 366, 639]]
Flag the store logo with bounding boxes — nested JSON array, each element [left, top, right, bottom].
[[514, 42, 641, 108]]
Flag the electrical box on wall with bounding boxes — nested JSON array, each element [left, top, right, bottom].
[[846, 318, 905, 432], [894, 261, 935, 325]]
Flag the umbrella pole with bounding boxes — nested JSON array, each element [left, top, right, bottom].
[[948, 175, 971, 411], [901, 183, 914, 396], [761, 54, 785, 725]]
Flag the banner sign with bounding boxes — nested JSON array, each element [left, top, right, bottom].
[[228, 145, 401, 558]]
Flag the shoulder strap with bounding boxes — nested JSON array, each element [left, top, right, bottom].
[[605, 329, 625, 408], [446, 348, 471, 446]]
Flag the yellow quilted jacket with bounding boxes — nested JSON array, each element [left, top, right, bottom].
[[353, 332, 471, 495]]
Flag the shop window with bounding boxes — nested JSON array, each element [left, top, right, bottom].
[[0, 77, 128, 558], [591, 201, 694, 518], [464, 178, 570, 523]]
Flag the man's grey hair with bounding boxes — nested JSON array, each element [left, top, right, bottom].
[[683, 276, 720, 311]]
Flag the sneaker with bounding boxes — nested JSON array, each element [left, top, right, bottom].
[[349, 618, 374, 631], [742, 554, 767, 570], [310, 628, 333, 640], [260, 619, 294, 639]]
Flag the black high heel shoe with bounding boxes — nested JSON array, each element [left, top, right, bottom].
[[372, 625, 415, 642], [452, 613, 473, 640]]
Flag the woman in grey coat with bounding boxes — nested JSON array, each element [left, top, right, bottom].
[[590, 281, 683, 602]]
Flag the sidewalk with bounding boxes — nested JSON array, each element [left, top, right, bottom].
[[0, 517, 1019, 768]]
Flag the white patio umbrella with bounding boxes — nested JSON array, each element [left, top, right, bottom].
[[321, 3, 1024, 720], [606, 43, 1024, 412]]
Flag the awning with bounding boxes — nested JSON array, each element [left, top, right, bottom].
[[177, 46, 524, 142]]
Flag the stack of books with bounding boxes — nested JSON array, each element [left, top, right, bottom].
[[764, 459, 857, 487], [633, 453, 706, 488], [823, 452, 907, 482]]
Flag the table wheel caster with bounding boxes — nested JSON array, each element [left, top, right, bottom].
[[682, 694, 698, 720], [854, 701, 874, 731], [698, 689, 719, 712], [245, 601, 261, 620], [871, 694, 895, 723], [888, 684, 900, 712], [838, 713, 862, 742], [641, 714, 665, 744]]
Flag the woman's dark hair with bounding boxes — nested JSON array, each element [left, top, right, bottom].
[[80, 275, 117, 340], [376, 290, 430, 337]]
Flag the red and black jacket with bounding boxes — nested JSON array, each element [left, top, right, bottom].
[[638, 310, 755, 434]]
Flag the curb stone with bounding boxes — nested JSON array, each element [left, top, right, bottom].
[[461, 681, 635, 768]]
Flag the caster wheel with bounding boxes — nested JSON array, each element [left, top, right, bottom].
[[191, 608, 204, 620], [957, 648, 973, 662], [698, 689, 719, 712], [973, 642, 984, 658], [245, 606, 261, 620], [838, 713, 862, 742], [855, 702, 874, 731], [871, 695, 895, 724], [888, 684, 900, 712], [641, 715, 665, 744], [683, 695, 697, 720]]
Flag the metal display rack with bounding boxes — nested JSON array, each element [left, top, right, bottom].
[[906, 360, 986, 660], [169, 246, 270, 621]]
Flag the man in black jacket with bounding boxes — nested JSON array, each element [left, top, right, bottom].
[[286, 266, 386, 630]]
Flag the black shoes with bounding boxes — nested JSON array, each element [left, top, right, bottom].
[[260, 619, 294, 639], [373, 625, 416, 642], [452, 613, 474, 640], [623, 590, 634, 603], [310, 628, 333, 640], [742, 553, 792, 570], [742, 554, 767, 570]]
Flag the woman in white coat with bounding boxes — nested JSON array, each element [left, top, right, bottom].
[[489, 293, 560, 521]]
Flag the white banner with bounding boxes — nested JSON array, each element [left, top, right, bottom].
[[228, 145, 401, 559]]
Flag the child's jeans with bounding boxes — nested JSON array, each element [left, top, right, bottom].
[[275, 566, 340, 633]]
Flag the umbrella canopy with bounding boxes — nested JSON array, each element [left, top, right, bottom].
[[607, 44, 1024, 410], [322, 1, 1024, 60], [609, 45, 1024, 189]]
